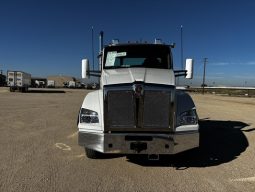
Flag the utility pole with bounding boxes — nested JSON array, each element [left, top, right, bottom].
[[202, 58, 208, 95]]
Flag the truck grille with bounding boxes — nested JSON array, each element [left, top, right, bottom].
[[143, 90, 170, 128], [107, 90, 136, 128], [104, 83, 174, 132]]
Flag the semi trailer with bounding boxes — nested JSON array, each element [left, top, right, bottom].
[[47, 80, 55, 88], [7, 71, 31, 92], [78, 34, 199, 159]]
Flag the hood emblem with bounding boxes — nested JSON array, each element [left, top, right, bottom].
[[133, 84, 144, 98]]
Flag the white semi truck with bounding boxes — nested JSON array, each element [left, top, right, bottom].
[[7, 71, 31, 92], [78, 34, 199, 159], [68, 81, 76, 88]]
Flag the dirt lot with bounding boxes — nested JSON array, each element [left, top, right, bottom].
[[0, 88, 255, 192]]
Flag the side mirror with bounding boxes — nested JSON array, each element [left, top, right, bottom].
[[185, 58, 193, 79], [82, 59, 90, 79]]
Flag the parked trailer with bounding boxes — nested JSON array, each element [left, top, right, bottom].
[[47, 80, 55, 88], [7, 71, 31, 92]]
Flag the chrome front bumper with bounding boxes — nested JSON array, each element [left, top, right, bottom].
[[78, 130, 199, 154]]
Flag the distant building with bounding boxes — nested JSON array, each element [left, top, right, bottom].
[[47, 75, 75, 87]]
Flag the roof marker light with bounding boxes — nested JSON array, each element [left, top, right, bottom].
[[154, 38, 162, 44], [112, 39, 119, 45]]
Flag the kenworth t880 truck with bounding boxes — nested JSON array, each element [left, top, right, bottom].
[[78, 34, 199, 159]]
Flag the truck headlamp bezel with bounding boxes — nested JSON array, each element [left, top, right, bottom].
[[177, 109, 198, 126], [80, 108, 99, 124]]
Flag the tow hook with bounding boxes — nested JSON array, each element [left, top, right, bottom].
[[130, 142, 147, 153], [148, 154, 159, 161]]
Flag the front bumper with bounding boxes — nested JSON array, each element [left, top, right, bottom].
[[78, 130, 199, 154]]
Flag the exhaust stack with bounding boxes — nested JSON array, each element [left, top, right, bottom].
[[99, 31, 104, 52]]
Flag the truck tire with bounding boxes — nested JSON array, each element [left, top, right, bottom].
[[85, 147, 101, 159]]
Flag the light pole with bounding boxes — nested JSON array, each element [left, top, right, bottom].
[[91, 26, 95, 71], [202, 58, 208, 94]]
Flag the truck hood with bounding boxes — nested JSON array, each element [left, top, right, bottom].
[[102, 68, 175, 86]]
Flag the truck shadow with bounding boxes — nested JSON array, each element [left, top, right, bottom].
[[127, 120, 252, 168], [27, 89, 66, 93]]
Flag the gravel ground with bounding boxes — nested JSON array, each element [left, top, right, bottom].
[[0, 88, 254, 192]]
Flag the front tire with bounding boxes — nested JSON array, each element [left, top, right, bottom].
[[85, 147, 101, 159]]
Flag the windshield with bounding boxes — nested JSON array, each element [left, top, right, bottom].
[[103, 45, 171, 69]]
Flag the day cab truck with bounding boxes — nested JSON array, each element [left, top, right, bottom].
[[78, 35, 199, 160], [7, 71, 31, 92]]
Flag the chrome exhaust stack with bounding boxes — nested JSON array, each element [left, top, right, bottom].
[[99, 31, 104, 52]]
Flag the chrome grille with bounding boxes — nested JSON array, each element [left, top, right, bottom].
[[143, 91, 170, 128], [104, 84, 174, 131], [106, 90, 136, 128]]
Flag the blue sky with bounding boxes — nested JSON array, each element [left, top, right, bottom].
[[0, 0, 255, 86]]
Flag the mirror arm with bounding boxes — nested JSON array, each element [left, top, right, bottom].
[[174, 70, 187, 77], [89, 70, 101, 73], [88, 73, 101, 77], [87, 69, 101, 77]]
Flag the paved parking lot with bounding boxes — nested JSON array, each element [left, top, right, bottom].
[[0, 88, 254, 192]]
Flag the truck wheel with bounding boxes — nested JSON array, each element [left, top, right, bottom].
[[10, 87, 14, 92], [85, 147, 101, 159]]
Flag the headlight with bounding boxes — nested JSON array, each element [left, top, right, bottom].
[[80, 108, 99, 123], [177, 109, 198, 126]]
